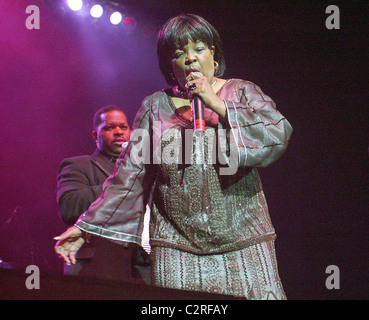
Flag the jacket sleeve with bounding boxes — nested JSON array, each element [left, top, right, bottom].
[[56, 158, 103, 225], [222, 81, 293, 170], [75, 96, 157, 246]]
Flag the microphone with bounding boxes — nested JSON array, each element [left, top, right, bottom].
[[192, 96, 205, 136], [187, 71, 205, 136]]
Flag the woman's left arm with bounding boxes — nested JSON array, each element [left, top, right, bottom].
[[223, 81, 293, 168]]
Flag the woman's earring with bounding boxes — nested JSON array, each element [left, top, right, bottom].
[[214, 61, 219, 70], [170, 73, 176, 82]]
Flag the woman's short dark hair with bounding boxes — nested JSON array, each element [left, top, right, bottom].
[[157, 14, 226, 86]]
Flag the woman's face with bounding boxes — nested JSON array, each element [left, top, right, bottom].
[[171, 39, 215, 90]]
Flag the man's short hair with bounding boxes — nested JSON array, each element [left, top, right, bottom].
[[93, 105, 127, 130]]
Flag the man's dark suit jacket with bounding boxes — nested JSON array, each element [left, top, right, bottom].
[[56, 149, 149, 283]]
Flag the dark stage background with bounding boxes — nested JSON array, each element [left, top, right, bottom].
[[0, 0, 368, 299]]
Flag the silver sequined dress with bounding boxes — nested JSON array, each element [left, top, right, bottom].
[[76, 79, 293, 299]]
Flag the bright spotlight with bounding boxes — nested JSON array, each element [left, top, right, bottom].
[[90, 4, 103, 18], [67, 0, 83, 11], [110, 11, 123, 25]]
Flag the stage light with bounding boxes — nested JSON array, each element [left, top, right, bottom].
[[123, 16, 137, 30], [90, 4, 103, 18], [67, 0, 83, 11], [110, 11, 123, 25]]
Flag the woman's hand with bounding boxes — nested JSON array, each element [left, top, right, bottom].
[[185, 72, 226, 118], [54, 226, 85, 265]]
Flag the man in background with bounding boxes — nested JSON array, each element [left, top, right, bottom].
[[56, 105, 150, 284]]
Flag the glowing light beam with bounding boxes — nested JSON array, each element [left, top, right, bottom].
[[67, 0, 83, 11], [90, 4, 103, 18], [110, 11, 123, 25]]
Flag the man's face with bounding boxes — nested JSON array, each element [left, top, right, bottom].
[[92, 110, 130, 157]]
